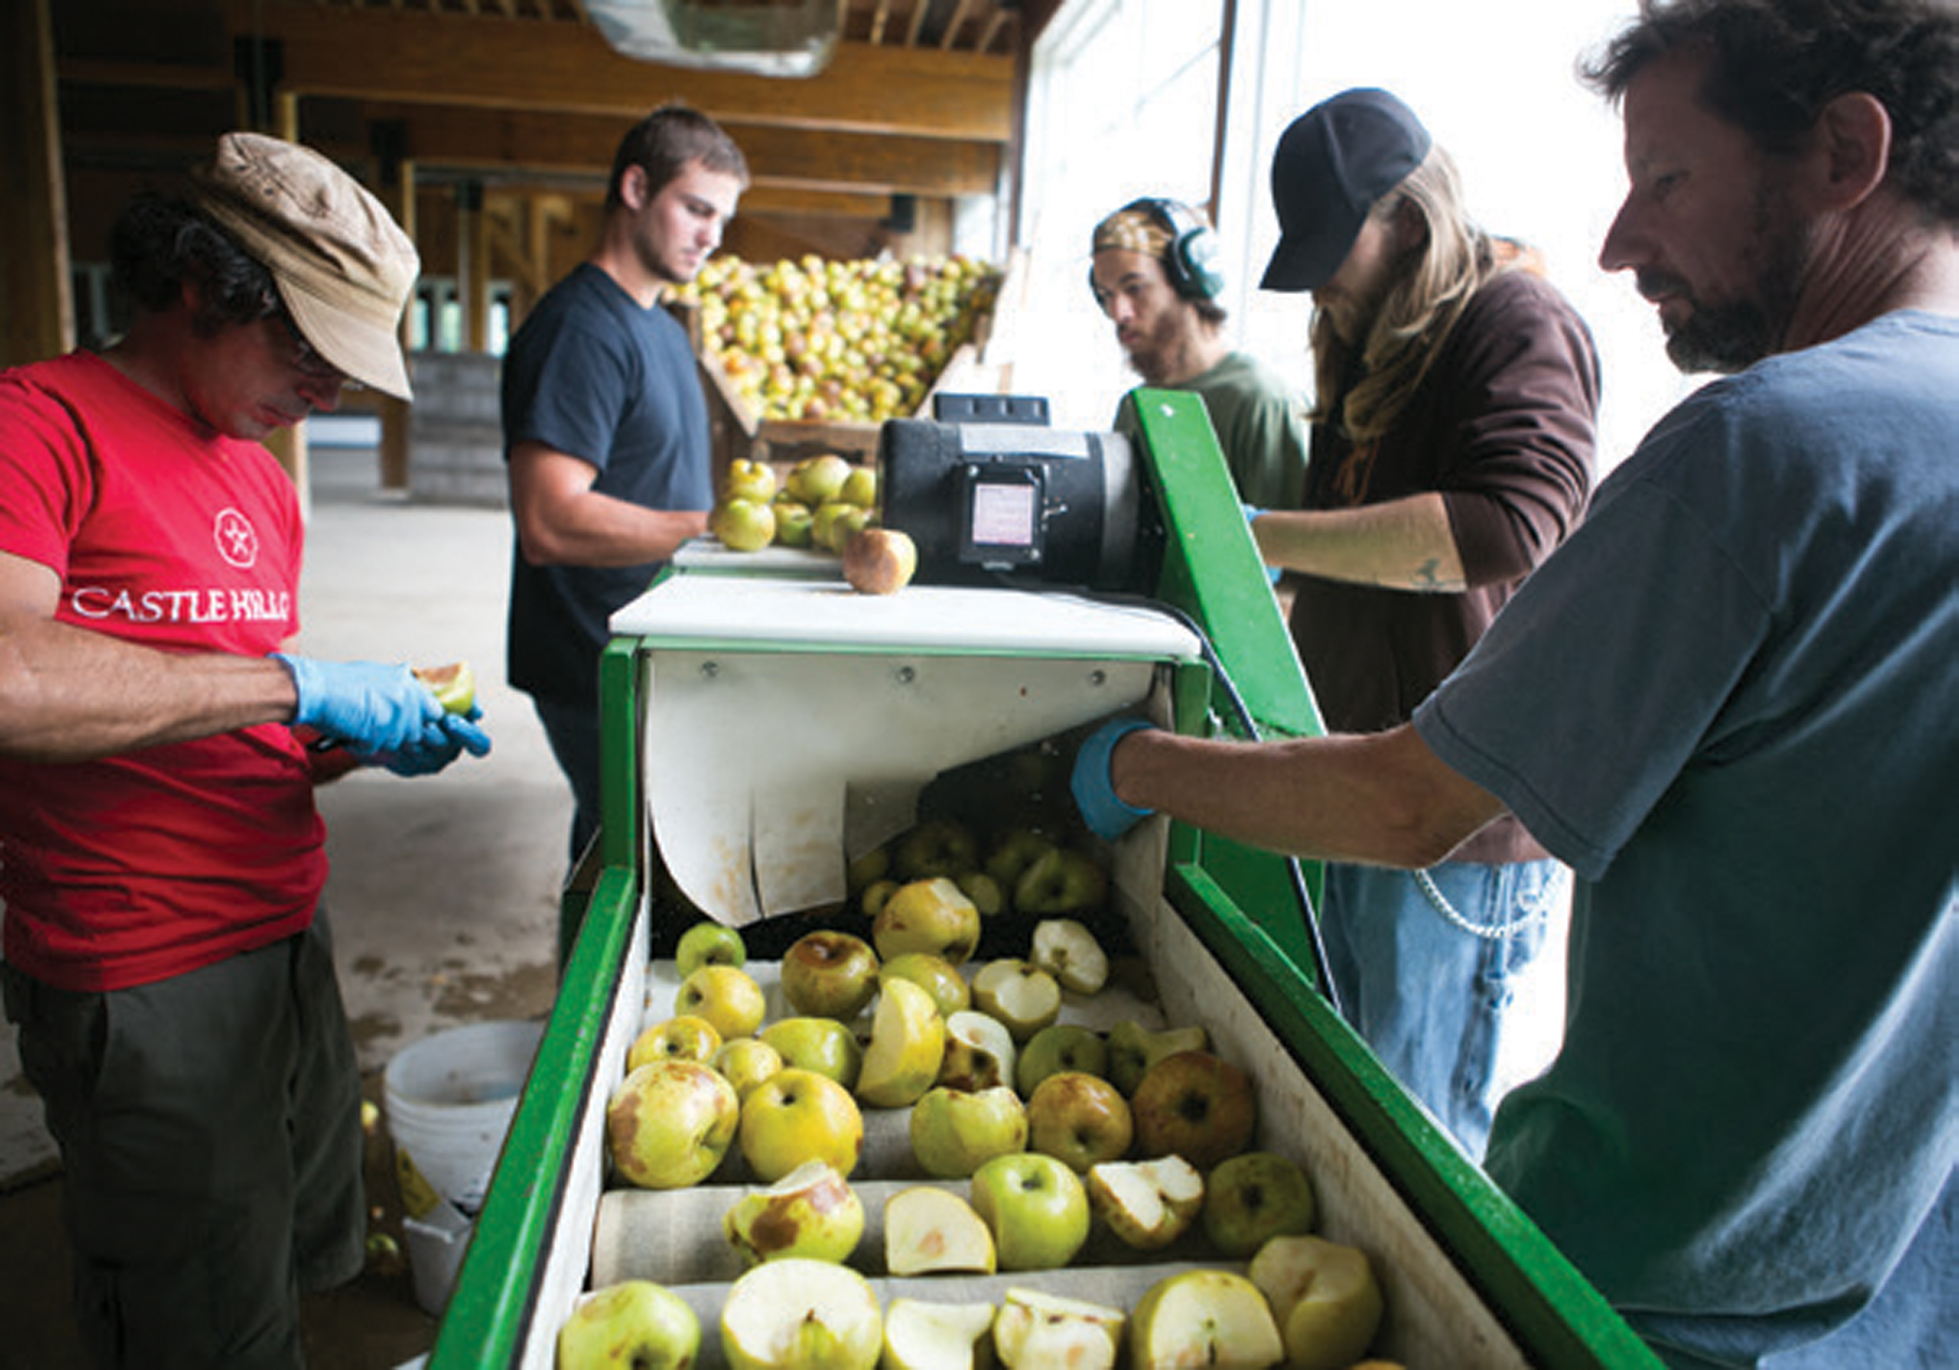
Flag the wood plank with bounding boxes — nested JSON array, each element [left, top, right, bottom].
[[244, 5, 1013, 140], [3, 0, 75, 368], [354, 102, 1000, 195]]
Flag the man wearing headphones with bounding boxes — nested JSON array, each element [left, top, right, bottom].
[[1089, 198, 1308, 509]]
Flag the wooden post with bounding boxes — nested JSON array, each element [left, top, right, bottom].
[[1, 0, 73, 369], [259, 94, 311, 519], [378, 151, 418, 492]]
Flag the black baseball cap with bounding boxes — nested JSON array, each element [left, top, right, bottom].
[[1261, 88, 1432, 293]]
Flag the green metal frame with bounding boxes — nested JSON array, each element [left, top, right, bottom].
[[434, 396, 1665, 1368]]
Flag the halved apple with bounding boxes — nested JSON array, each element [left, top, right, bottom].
[[1029, 919, 1110, 995], [1084, 1153, 1205, 1250], [883, 1185, 997, 1276], [1248, 1234, 1386, 1370], [880, 1298, 996, 1370], [720, 1257, 883, 1370], [857, 977, 947, 1109], [969, 960, 1062, 1042], [991, 1287, 1123, 1370], [938, 1010, 1017, 1094], [1127, 1268, 1283, 1370]]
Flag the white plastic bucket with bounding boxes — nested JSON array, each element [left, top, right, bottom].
[[383, 1019, 543, 1209]]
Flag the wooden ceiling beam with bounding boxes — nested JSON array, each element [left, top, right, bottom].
[[228, 4, 1012, 140], [352, 102, 1000, 196]]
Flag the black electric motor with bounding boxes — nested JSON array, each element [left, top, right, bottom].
[[876, 395, 1162, 591]]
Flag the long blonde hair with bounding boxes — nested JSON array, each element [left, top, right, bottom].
[[1309, 145, 1502, 442]]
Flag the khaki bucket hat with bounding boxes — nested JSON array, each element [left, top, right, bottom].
[[193, 132, 419, 400]]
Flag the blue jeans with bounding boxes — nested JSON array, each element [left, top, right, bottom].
[[1319, 858, 1565, 1159], [533, 695, 601, 872]]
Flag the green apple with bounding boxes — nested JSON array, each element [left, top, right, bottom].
[[937, 1010, 1017, 1094], [1025, 1071, 1133, 1174], [909, 1084, 1028, 1179], [676, 963, 768, 1041], [843, 527, 919, 596], [883, 1185, 997, 1276], [879, 1298, 996, 1370], [713, 497, 778, 552], [983, 828, 1059, 895], [1028, 918, 1109, 995], [991, 1288, 1123, 1370], [786, 453, 852, 507], [838, 465, 878, 509], [1012, 848, 1106, 917], [874, 878, 981, 967], [881, 952, 971, 1018], [558, 1280, 702, 1370], [1084, 1153, 1206, 1250], [856, 977, 947, 1109], [1106, 1020, 1209, 1097], [893, 819, 980, 881], [953, 870, 1008, 918], [1127, 1268, 1284, 1370], [969, 960, 1062, 1042], [1202, 1150, 1317, 1258], [716, 1036, 786, 1100], [724, 1159, 866, 1268], [1016, 1024, 1109, 1098], [1247, 1235, 1386, 1370], [721, 457, 779, 504], [607, 1059, 741, 1189], [760, 1016, 864, 1090], [627, 1014, 724, 1073], [720, 1257, 883, 1370], [773, 499, 816, 549], [813, 501, 872, 555], [781, 930, 882, 1022], [1130, 1050, 1258, 1172], [968, 1152, 1090, 1272], [413, 661, 477, 715], [676, 920, 747, 977], [739, 1067, 866, 1182]]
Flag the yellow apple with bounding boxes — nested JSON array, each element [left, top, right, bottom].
[[628, 1014, 724, 1073], [1127, 1268, 1284, 1370], [781, 931, 882, 1022], [715, 1036, 786, 1100], [909, 1085, 1028, 1179], [724, 1159, 865, 1268], [1106, 1020, 1209, 1097], [676, 963, 767, 1040], [676, 920, 747, 977], [559, 1280, 701, 1370], [1016, 1024, 1109, 1098], [713, 497, 777, 552], [873, 878, 981, 967], [1247, 1235, 1386, 1370], [760, 1016, 865, 1090], [844, 528, 918, 596], [838, 465, 878, 509], [721, 457, 778, 504], [883, 1185, 997, 1276], [1024, 1071, 1133, 1174], [413, 661, 477, 715], [786, 453, 852, 506], [739, 1067, 865, 1182], [607, 1059, 741, 1189], [856, 977, 947, 1109], [1203, 1151, 1317, 1258]]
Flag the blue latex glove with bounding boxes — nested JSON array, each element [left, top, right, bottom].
[[378, 709, 492, 777], [273, 653, 448, 759], [1071, 717, 1157, 842]]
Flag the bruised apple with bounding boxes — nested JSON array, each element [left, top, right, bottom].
[[413, 661, 477, 714], [843, 528, 918, 595]]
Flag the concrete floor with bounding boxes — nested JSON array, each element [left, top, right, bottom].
[[0, 445, 569, 1368]]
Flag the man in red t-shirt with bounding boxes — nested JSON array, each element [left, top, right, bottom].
[[0, 133, 489, 1365]]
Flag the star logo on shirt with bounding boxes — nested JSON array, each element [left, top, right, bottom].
[[214, 508, 260, 569]]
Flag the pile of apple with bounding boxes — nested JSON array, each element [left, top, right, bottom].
[[565, 844, 1400, 1370], [674, 253, 1003, 424], [709, 453, 919, 595]]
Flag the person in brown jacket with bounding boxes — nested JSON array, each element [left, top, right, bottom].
[[1249, 88, 1601, 1157]]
